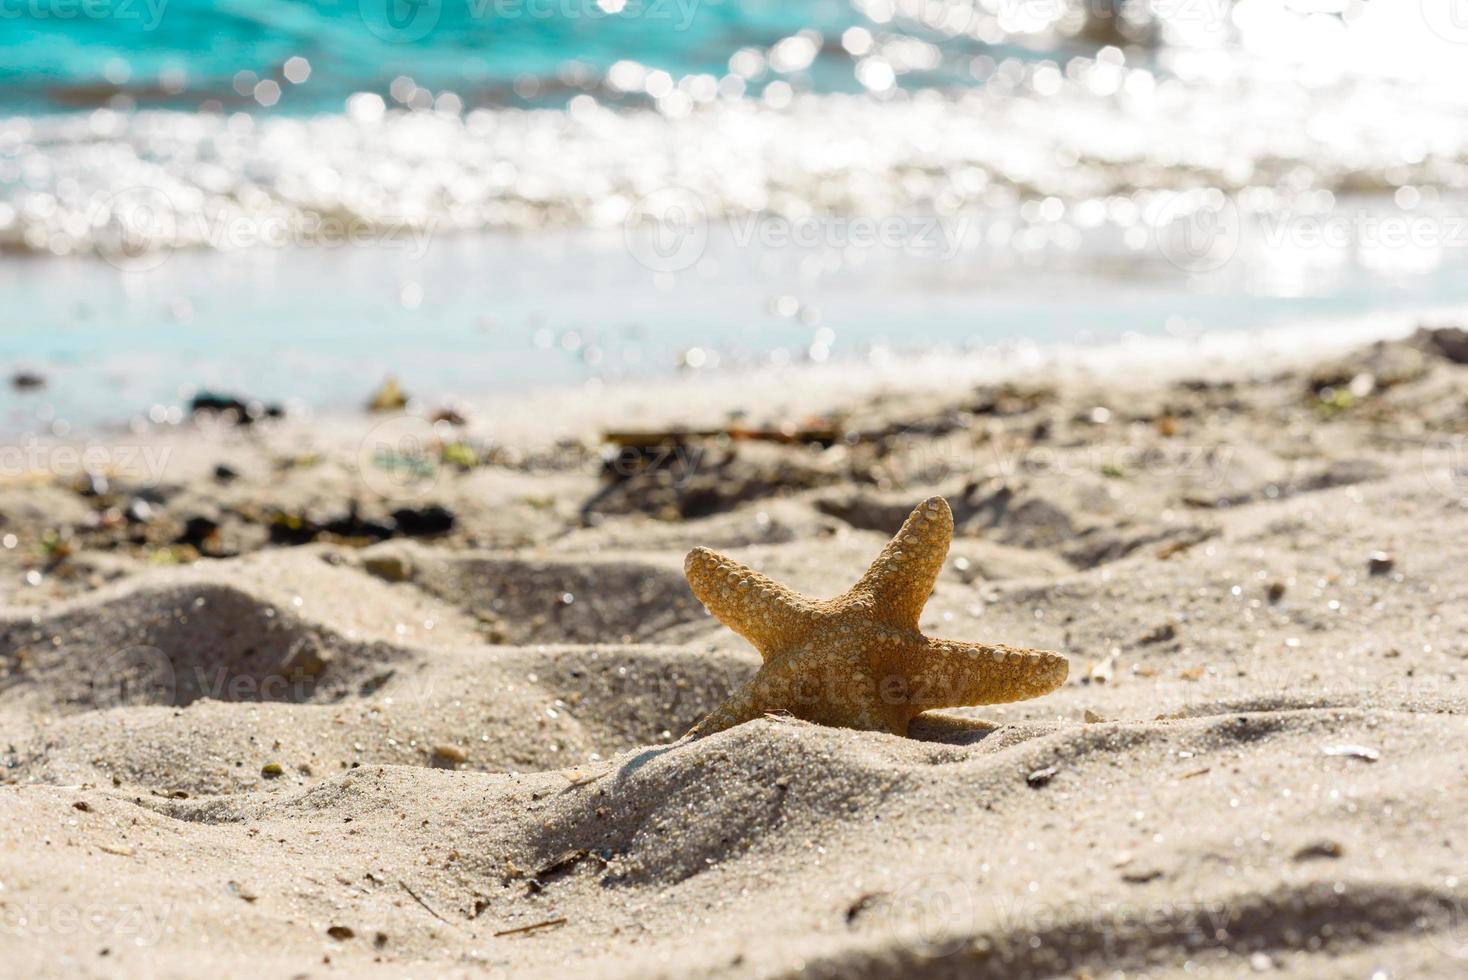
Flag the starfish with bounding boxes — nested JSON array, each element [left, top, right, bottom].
[[683, 496, 1067, 738]]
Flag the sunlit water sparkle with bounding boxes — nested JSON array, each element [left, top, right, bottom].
[[3, 0, 1468, 432]]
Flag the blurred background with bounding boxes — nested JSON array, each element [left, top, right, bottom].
[[4, 0, 1468, 432]]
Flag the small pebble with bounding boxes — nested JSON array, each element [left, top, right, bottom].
[[1085, 655, 1115, 685], [1366, 551, 1394, 576], [364, 553, 413, 583], [1121, 866, 1163, 884], [366, 377, 408, 412], [1321, 744, 1379, 763], [1026, 765, 1058, 788], [1138, 622, 1176, 645], [432, 744, 468, 767], [1292, 840, 1344, 861], [227, 880, 258, 902]]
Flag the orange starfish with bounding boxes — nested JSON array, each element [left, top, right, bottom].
[[683, 496, 1068, 737]]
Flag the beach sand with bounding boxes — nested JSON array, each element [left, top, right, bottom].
[[3, 328, 1468, 977]]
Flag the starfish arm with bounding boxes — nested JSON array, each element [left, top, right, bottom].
[[684, 547, 815, 656], [684, 659, 799, 738], [908, 638, 1068, 713], [850, 496, 953, 630], [684, 685, 768, 739]]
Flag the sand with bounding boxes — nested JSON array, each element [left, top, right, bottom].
[[4, 328, 1468, 978]]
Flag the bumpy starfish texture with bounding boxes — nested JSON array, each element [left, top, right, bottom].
[[684, 496, 1068, 738]]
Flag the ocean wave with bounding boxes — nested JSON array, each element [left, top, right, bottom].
[[4, 60, 1468, 261]]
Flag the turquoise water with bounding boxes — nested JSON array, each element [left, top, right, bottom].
[[7, 206, 1468, 433], [5, 3, 1468, 434], [0, 0, 1000, 112]]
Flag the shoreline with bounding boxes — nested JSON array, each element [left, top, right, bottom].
[[9, 190, 1468, 437], [4, 301, 1452, 452]]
